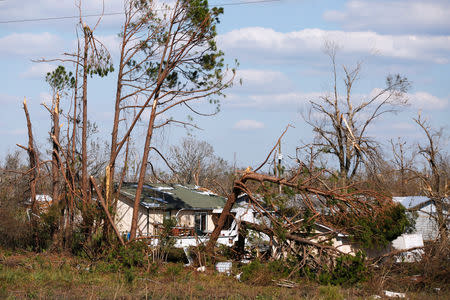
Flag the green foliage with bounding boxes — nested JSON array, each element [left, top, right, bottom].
[[266, 260, 290, 278], [106, 241, 147, 269], [319, 252, 367, 286], [45, 65, 75, 93], [33, 204, 61, 251], [123, 268, 135, 284], [166, 247, 188, 263], [160, 217, 176, 248], [240, 259, 263, 282], [299, 207, 315, 236], [273, 224, 288, 243], [240, 260, 288, 286], [347, 204, 413, 249]]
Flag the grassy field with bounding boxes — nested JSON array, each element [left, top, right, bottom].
[[0, 249, 447, 299]]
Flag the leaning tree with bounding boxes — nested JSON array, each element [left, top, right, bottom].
[[103, 0, 235, 240]]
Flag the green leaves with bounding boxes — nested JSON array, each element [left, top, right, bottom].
[[345, 203, 414, 249], [45, 65, 75, 93]]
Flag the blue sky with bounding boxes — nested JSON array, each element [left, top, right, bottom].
[[0, 0, 449, 171]]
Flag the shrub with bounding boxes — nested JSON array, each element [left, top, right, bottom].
[[319, 252, 367, 286], [107, 241, 147, 269], [240, 260, 277, 286]]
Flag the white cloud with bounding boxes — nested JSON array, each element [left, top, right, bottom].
[[407, 91, 448, 110], [225, 91, 321, 109], [324, 0, 450, 35], [93, 34, 122, 57], [238, 69, 286, 85], [0, 32, 65, 57], [234, 69, 293, 92], [226, 86, 448, 113], [233, 119, 265, 130], [20, 63, 56, 79], [366, 88, 448, 110], [218, 27, 450, 64]]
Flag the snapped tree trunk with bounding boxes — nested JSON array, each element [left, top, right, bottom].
[[52, 93, 61, 204], [21, 98, 39, 213]]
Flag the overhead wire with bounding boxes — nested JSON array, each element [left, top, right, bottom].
[[0, 0, 281, 24]]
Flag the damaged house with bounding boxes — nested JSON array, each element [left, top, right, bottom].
[[115, 182, 257, 247]]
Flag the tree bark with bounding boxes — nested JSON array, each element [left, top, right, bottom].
[[21, 98, 38, 213], [129, 98, 158, 240], [52, 93, 61, 204], [81, 25, 90, 208], [206, 185, 239, 251]]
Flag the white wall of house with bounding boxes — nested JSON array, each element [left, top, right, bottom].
[[115, 200, 164, 236], [414, 204, 439, 241], [207, 214, 214, 232], [116, 199, 219, 237], [393, 197, 440, 241]]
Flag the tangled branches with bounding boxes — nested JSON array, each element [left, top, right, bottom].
[[208, 157, 410, 276]]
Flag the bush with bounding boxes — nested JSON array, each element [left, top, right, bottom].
[[240, 260, 283, 286], [319, 252, 367, 286], [106, 241, 147, 269]]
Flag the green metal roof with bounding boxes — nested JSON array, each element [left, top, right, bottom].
[[120, 182, 227, 210]]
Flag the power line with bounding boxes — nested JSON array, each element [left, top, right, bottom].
[[0, 12, 123, 24], [0, 0, 280, 24]]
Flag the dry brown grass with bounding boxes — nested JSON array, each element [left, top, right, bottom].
[[0, 249, 448, 299]]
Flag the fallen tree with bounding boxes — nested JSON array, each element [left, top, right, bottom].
[[208, 130, 412, 275]]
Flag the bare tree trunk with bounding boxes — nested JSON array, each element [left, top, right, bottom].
[[66, 44, 80, 246], [51, 93, 64, 249], [129, 99, 158, 240], [81, 25, 90, 208], [106, 35, 127, 208], [52, 93, 61, 204], [21, 98, 39, 213]]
